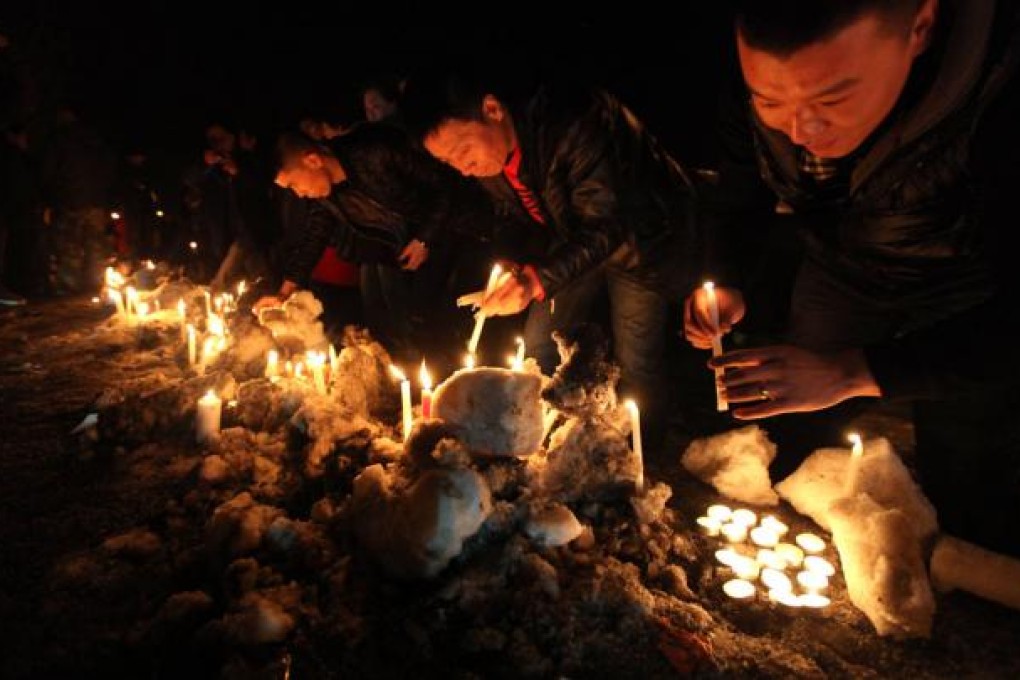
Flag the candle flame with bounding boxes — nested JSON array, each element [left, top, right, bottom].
[[703, 280, 715, 292], [419, 359, 432, 390], [178, 299, 185, 316], [110, 211, 121, 220], [625, 399, 639, 414], [389, 364, 407, 382], [847, 432, 863, 457], [156, 209, 165, 217], [464, 353, 476, 369], [189, 241, 198, 250], [204, 389, 216, 400], [237, 280, 247, 298]]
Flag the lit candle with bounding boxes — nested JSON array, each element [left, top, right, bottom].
[[798, 593, 831, 608], [770, 590, 803, 607], [464, 353, 476, 370], [195, 389, 222, 443], [512, 336, 526, 371], [707, 504, 733, 522], [715, 549, 741, 568], [750, 526, 780, 548], [390, 365, 413, 441], [761, 568, 793, 593], [703, 281, 728, 412], [329, 344, 339, 376], [731, 509, 757, 527], [178, 299, 187, 341], [797, 570, 829, 592], [294, 361, 305, 380], [845, 432, 864, 496], [308, 352, 327, 394], [135, 301, 149, 322], [124, 286, 138, 322], [756, 549, 788, 571], [720, 522, 748, 543], [207, 313, 225, 338], [187, 324, 197, 366], [775, 543, 805, 568], [419, 359, 433, 419], [697, 516, 722, 536], [237, 280, 247, 299], [723, 579, 756, 600], [284, 361, 293, 377], [795, 533, 826, 555], [803, 556, 836, 577], [760, 516, 789, 537], [467, 264, 503, 355], [730, 555, 760, 580], [625, 399, 643, 492], [265, 349, 279, 378], [189, 241, 198, 251]]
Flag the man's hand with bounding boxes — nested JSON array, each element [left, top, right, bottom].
[[710, 345, 882, 419], [683, 285, 746, 349], [252, 295, 285, 315], [480, 268, 537, 316], [399, 239, 429, 271]]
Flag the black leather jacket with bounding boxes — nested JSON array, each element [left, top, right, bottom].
[[479, 83, 699, 298], [281, 123, 483, 286]]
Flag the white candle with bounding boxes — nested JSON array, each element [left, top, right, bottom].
[[803, 556, 836, 577], [703, 281, 728, 412], [625, 399, 643, 492], [195, 389, 222, 443], [512, 336, 526, 371], [715, 548, 741, 568], [730, 555, 760, 580], [308, 352, 327, 394], [265, 350, 279, 378], [419, 360, 433, 419], [720, 522, 747, 543], [178, 299, 187, 341], [697, 516, 722, 536], [464, 353, 476, 370], [390, 365, 413, 441], [760, 516, 789, 537], [845, 432, 864, 496], [707, 504, 733, 522], [750, 526, 780, 548], [775, 543, 805, 568], [796, 533, 826, 554], [761, 568, 792, 593], [187, 324, 197, 366], [467, 264, 503, 355], [731, 509, 758, 527], [770, 590, 803, 607], [756, 549, 788, 571], [723, 579, 756, 599], [329, 344, 339, 376]]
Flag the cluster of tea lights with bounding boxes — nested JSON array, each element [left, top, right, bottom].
[[698, 504, 837, 608]]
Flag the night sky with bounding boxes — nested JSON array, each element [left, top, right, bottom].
[[2, 4, 735, 167]]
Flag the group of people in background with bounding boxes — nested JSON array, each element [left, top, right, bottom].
[[3, 0, 1018, 556]]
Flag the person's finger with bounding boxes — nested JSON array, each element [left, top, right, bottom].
[[732, 397, 790, 420], [709, 347, 778, 370]]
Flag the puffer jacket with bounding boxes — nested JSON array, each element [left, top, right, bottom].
[[483, 82, 699, 298]]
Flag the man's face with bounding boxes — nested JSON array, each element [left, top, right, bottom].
[[363, 89, 398, 123], [206, 125, 236, 155], [275, 152, 332, 198], [423, 95, 515, 178], [738, 7, 931, 159]]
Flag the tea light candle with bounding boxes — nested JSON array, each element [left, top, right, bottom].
[[760, 568, 792, 593], [803, 556, 836, 577], [756, 549, 788, 571], [196, 389, 222, 443], [750, 526, 780, 548], [626, 399, 643, 492], [730, 555, 760, 580], [798, 593, 831, 608], [731, 509, 757, 527], [419, 359, 433, 418], [715, 549, 741, 568], [775, 542, 805, 567], [707, 504, 733, 522], [797, 570, 829, 591], [697, 516, 722, 536], [760, 516, 789, 537], [796, 533, 826, 554], [770, 589, 803, 607], [720, 522, 748, 543], [723, 579, 756, 599], [703, 281, 728, 412]]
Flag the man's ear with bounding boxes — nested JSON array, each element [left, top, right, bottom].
[[481, 94, 505, 122], [302, 151, 323, 170], [909, 0, 938, 57]]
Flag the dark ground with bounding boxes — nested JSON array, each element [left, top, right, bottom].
[[2, 296, 1020, 679]]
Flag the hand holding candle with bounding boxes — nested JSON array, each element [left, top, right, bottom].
[[703, 281, 728, 412], [390, 365, 413, 441], [467, 264, 503, 355]]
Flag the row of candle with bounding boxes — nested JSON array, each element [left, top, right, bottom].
[[265, 347, 338, 397], [698, 504, 837, 609]]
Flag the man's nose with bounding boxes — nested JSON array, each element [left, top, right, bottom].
[[789, 107, 827, 145]]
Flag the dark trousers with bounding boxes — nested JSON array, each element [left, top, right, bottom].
[[524, 252, 669, 440]]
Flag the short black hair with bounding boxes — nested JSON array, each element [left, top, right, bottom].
[[734, 0, 925, 57], [275, 131, 331, 168], [401, 65, 493, 141]]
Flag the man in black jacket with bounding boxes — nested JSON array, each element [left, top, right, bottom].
[[403, 70, 699, 442], [254, 125, 482, 358], [685, 0, 1020, 554]]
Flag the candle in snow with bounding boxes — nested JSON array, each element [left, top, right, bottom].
[[707, 504, 733, 522], [625, 399, 643, 492], [178, 299, 187, 341], [703, 281, 728, 412], [723, 579, 755, 599], [750, 525, 780, 548], [796, 533, 826, 554], [187, 324, 197, 366], [467, 264, 502, 355], [464, 353, 476, 370], [390, 365, 413, 441], [308, 351, 327, 394], [419, 359, 433, 419], [195, 389, 222, 443], [845, 432, 864, 496], [265, 349, 279, 378], [512, 336, 526, 371], [697, 516, 722, 536]]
